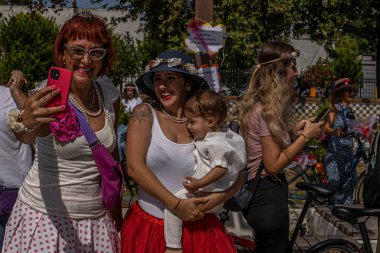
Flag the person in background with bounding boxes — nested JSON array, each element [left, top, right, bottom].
[[239, 41, 322, 253], [0, 71, 32, 251], [2, 11, 121, 252], [118, 82, 142, 164], [121, 82, 143, 114], [121, 50, 243, 253], [163, 90, 246, 253], [323, 77, 357, 204]]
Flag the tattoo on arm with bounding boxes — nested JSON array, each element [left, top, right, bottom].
[[131, 103, 152, 124]]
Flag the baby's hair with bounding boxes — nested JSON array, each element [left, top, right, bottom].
[[185, 90, 227, 125]]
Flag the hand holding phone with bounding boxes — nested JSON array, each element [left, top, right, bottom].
[[44, 67, 73, 119], [313, 108, 330, 123]]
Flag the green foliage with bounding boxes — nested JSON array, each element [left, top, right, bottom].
[[328, 35, 363, 85], [108, 32, 140, 85], [0, 12, 58, 91], [214, 0, 295, 70], [302, 58, 336, 88], [308, 137, 327, 162], [292, 0, 378, 54], [301, 36, 362, 89], [109, 0, 296, 70]]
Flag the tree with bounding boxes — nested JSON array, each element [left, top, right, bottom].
[[104, 0, 297, 70], [0, 12, 59, 90], [213, 0, 295, 69], [108, 32, 140, 86], [292, 0, 379, 94], [329, 35, 362, 85]]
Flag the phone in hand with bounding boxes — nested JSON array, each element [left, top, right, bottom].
[[313, 108, 330, 123], [44, 67, 73, 119]]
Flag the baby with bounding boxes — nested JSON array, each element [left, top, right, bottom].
[[164, 90, 247, 252]]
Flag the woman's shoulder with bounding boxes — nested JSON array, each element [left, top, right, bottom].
[[130, 103, 155, 120]]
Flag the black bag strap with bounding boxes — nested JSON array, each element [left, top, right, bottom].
[[369, 131, 380, 170], [246, 160, 264, 208]]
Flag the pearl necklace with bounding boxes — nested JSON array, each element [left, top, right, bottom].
[[69, 85, 103, 119], [161, 109, 188, 123]]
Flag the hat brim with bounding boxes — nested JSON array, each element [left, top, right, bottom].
[[332, 83, 356, 93], [135, 65, 209, 99]]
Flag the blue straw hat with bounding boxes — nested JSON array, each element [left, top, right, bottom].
[[135, 50, 209, 98]]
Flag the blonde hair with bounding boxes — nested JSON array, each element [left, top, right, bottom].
[[239, 41, 296, 146]]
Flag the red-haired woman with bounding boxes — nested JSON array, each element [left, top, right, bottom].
[[3, 11, 121, 252]]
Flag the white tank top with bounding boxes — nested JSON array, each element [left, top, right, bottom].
[[138, 106, 195, 218]]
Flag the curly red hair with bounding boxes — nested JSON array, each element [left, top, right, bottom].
[[52, 12, 114, 76]]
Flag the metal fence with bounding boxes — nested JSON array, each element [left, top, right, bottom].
[[124, 70, 377, 99], [219, 70, 378, 99]]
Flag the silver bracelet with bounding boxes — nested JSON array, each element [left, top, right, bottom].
[[7, 109, 35, 133]]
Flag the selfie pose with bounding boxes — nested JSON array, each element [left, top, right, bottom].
[[2, 11, 121, 252], [323, 78, 357, 204]]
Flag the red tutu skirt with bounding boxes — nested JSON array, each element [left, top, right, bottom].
[[121, 202, 237, 253]]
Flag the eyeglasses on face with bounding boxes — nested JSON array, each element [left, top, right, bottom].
[[64, 44, 107, 61]]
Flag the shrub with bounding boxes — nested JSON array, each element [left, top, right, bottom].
[[0, 12, 58, 91]]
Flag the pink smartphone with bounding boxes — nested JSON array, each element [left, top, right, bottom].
[[44, 67, 73, 119]]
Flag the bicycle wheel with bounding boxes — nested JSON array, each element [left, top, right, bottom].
[[307, 239, 359, 253], [286, 164, 310, 204], [353, 171, 365, 205]]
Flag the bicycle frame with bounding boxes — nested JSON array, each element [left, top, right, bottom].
[[287, 192, 314, 252]]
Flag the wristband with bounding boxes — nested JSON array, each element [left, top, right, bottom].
[[299, 133, 308, 142], [7, 109, 35, 133], [172, 198, 181, 211]]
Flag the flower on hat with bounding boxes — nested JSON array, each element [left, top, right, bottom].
[[144, 57, 197, 74]]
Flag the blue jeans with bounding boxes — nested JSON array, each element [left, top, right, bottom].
[[0, 214, 10, 251], [117, 124, 127, 163]]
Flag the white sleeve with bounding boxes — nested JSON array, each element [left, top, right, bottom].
[[205, 140, 231, 169]]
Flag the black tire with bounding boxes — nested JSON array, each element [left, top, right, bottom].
[[286, 164, 310, 204], [307, 239, 359, 253], [352, 171, 365, 204]]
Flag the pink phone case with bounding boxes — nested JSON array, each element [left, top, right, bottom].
[[44, 67, 73, 119]]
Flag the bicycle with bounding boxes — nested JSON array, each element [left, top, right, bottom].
[[220, 181, 336, 252], [306, 205, 380, 252], [287, 131, 368, 205], [286, 145, 326, 204]]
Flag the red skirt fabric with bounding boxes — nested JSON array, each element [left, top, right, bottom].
[[121, 202, 237, 253]]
